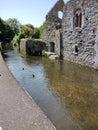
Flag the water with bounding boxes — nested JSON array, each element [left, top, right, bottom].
[[4, 50, 98, 130]]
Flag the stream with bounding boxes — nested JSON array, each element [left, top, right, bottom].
[[3, 50, 98, 130]]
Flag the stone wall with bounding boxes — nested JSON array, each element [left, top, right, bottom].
[[43, 0, 98, 69], [62, 0, 98, 68], [42, 0, 64, 57], [20, 38, 26, 54], [95, 26, 98, 69], [20, 39, 47, 56]]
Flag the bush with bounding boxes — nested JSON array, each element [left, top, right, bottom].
[[42, 50, 46, 56]]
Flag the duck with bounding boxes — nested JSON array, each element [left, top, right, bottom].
[[32, 74, 35, 78]]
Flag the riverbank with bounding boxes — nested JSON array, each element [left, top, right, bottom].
[[0, 53, 56, 130]]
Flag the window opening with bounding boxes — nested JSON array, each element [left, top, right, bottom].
[[58, 11, 63, 19], [75, 12, 82, 28]]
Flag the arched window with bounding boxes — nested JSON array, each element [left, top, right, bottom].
[[75, 11, 82, 28], [58, 11, 63, 19]]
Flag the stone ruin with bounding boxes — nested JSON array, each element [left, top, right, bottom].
[[20, 39, 47, 56], [42, 0, 98, 69], [42, 0, 64, 59]]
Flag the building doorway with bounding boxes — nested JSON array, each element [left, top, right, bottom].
[[50, 42, 55, 52]]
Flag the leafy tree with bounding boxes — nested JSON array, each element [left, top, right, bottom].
[[32, 28, 40, 39], [12, 24, 34, 45], [0, 18, 14, 44], [12, 30, 26, 46], [6, 18, 21, 35], [18, 31, 25, 40], [21, 24, 34, 38], [39, 21, 46, 38]]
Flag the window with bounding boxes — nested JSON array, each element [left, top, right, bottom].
[[58, 11, 63, 19], [75, 11, 82, 28]]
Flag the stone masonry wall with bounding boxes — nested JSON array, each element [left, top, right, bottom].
[[95, 6, 98, 69], [20, 39, 46, 56], [20, 38, 27, 54], [42, 0, 64, 56], [62, 0, 98, 68], [43, 0, 98, 69]]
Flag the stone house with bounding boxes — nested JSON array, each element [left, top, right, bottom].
[[42, 0, 98, 69]]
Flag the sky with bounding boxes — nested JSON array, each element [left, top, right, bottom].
[[0, 0, 68, 27]]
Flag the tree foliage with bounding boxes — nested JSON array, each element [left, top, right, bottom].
[[0, 18, 14, 44], [32, 28, 40, 39], [12, 24, 34, 45], [0, 16, 46, 48], [39, 21, 46, 38], [21, 24, 34, 38], [6, 18, 21, 35]]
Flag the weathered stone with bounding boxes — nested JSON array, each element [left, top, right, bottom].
[[95, 26, 98, 70], [62, 0, 98, 69], [42, 0, 64, 57], [20, 39, 47, 56], [49, 54, 59, 60], [42, 0, 98, 69], [45, 52, 55, 57]]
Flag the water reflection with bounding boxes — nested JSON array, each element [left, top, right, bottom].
[[43, 60, 98, 130], [4, 50, 98, 130]]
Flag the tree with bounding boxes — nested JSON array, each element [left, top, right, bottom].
[[39, 21, 46, 38], [12, 24, 34, 45], [32, 28, 40, 39], [6, 18, 21, 35], [21, 24, 34, 38], [0, 18, 14, 44]]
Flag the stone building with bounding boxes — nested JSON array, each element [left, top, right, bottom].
[[42, 0, 98, 69], [42, 0, 64, 58]]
